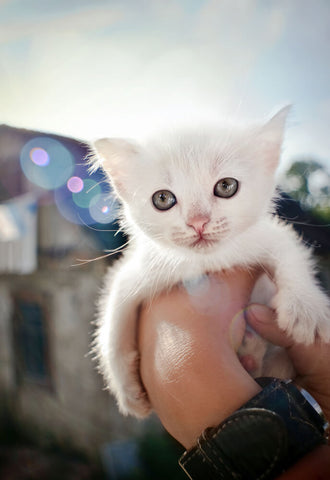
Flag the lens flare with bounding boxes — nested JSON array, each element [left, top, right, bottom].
[[20, 137, 74, 190], [67, 176, 84, 193], [30, 147, 49, 166], [102, 205, 109, 214], [89, 193, 119, 224], [72, 179, 102, 208], [54, 186, 90, 225], [183, 275, 211, 299], [54, 166, 112, 226]]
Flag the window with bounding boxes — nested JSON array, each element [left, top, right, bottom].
[[12, 293, 52, 388], [0, 194, 38, 274]]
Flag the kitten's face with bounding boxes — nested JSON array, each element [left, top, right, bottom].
[[93, 108, 289, 254], [118, 135, 275, 253]]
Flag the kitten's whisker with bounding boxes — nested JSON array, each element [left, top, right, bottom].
[[277, 215, 330, 228], [84, 224, 120, 233], [86, 180, 109, 193], [71, 239, 131, 267], [103, 239, 132, 253], [72, 252, 116, 267]]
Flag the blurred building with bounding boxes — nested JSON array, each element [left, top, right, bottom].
[[0, 125, 147, 458]]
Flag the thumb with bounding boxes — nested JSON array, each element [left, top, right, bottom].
[[245, 304, 293, 348]]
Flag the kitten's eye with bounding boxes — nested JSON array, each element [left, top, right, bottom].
[[152, 190, 177, 211], [214, 178, 239, 198]]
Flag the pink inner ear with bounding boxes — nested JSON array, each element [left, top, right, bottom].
[[258, 120, 287, 172], [105, 168, 129, 201], [260, 106, 289, 148], [93, 137, 141, 201], [261, 141, 282, 172]]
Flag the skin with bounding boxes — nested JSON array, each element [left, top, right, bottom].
[[138, 269, 330, 479]]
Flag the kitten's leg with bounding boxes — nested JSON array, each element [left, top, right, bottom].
[[264, 221, 330, 345], [96, 276, 151, 418]]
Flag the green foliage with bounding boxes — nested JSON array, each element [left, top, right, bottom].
[[283, 158, 330, 221]]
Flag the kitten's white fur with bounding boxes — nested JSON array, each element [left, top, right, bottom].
[[91, 107, 330, 418]]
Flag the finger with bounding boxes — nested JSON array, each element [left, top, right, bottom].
[[245, 304, 293, 348]]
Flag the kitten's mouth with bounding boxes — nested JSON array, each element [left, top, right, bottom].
[[190, 235, 217, 249], [172, 232, 221, 251]]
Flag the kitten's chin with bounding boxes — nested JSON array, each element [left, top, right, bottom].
[[181, 238, 219, 254], [191, 237, 218, 250], [192, 243, 219, 254]]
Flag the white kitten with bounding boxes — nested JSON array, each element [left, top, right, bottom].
[[91, 107, 330, 418]]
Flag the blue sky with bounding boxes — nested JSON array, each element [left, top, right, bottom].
[[1, 0, 330, 171]]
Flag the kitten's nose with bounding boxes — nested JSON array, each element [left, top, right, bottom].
[[187, 215, 210, 235]]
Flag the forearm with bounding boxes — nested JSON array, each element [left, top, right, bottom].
[[139, 292, 260, 448]]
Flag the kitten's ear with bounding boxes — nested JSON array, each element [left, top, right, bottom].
[[91, 138, 140, 199], [258, 105, 291, 171]]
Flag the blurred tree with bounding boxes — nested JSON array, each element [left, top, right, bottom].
[[282, 159, 330, 221]]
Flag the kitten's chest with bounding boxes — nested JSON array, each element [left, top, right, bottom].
[[137, 227, 269, 291]]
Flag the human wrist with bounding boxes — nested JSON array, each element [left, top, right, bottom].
[[288, 341, 330, 423], [296, 377, 330, 425], [179, 378, 328, 480]]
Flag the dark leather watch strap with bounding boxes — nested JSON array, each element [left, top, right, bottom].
[[179, 378, 327, 480]]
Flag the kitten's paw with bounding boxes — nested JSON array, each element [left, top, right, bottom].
[[118, 382, 151, 418], [274, 291, 330, 345], [113, 350, 152, 418]]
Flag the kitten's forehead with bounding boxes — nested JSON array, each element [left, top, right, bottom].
[[146, 128, 253, 179]]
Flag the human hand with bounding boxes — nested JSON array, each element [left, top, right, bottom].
[[246, 304, 330, 422], [138, 269, 262, 448], [244, 304, 330, 479], [138, 269, 330, 479]]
